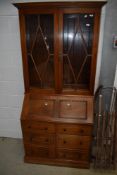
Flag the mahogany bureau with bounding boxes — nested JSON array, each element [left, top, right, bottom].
[[13, 1, 106, 168]]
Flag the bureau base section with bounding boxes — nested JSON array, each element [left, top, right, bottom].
[[24, 156, 90, 168]]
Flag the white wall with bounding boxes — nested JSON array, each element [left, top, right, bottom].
[[0, 0, 107, 138], [99, 0, 117, 87], [0, 0, 24, 138], [94, 5, 106, 92]]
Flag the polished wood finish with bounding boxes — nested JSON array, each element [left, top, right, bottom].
[[60, 100, 87, 119], [29, 99, 55, 117], [57, 123, 92, 135], [14, 1, 106, 169], [15, 1, 106, 94], [57, 135, 91, 149], [21, 118, 93, 168], [21, 94, 93, 124], [13, 1, 106, 9], [56, 149, 89, 161], [22, 121, 55, 134]]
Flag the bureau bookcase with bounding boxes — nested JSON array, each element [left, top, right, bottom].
[[14, 1, 106, 168]]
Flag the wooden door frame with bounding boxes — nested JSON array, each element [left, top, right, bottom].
[[18, 9, 58, 93], [58, 8, 101, 94]]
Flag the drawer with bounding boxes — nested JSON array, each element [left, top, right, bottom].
[[59, 100, 87, 119], [29, 99, 54, 117], [22, 121, 55, 134], [24, 133, 54, 146], [57, 124, 92, 136], [25, 145, 50, 158], [57, 149, 89, 161], [57, 135, 91, 149]]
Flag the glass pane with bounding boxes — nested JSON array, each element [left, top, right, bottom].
[[25, 14, 54, 88], [63, 14, 94, 90]]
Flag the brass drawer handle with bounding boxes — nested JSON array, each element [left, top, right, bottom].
[[44, 102, 48, 106], [67, 103, 71, 107]]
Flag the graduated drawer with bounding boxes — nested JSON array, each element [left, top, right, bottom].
[[57, 149, 89, 161], [57, 124, 92, 136], [29, 99, 55, 117], [25, 145, 50, 158], [57, 135, 91, 149], [22, 121, 55, 134], [24, 133, 54, 146]]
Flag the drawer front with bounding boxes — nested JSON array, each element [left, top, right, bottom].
[[22, 121, 55, 134], [29, 99, 54, 117], [24, 133, 54, 146], [60, 100, 87, 119], [25, 145, 50, 158], [57, 135, 91, 149], [57, 149, 89, 161], [57, 124, 92, 136]]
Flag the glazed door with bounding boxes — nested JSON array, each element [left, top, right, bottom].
[[24, 9, 98, 93], [58, 9, 95, 92], [25, 13, 57, 90]]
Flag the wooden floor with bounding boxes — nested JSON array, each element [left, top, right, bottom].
[[0, 137, 116, 175]]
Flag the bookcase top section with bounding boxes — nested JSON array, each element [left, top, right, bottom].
[[13, 1, 107, 10]]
